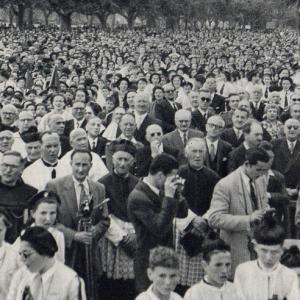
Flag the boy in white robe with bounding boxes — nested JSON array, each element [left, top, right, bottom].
[[135, 246, 183, 300], [184, 238, 241, 300], [234, 211, 300, 300]]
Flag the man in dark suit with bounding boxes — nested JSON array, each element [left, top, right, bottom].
[[220, 93, 241, 128], [227, 119, 264, 173], [250, 85, 265, 122], [191, 89, 214, 133], [221, 108, 249, 148], [86, 116, 107, 159], [162, 109, 204, 165], [46, 149, 110, 298], [205, 76, 225, 113], [154, 83, 182, 133], [64, 101, 87, 137], [48, 114, 71, 157], [128, 153, 188, 292], [136, 124, 178, 177], [133, 92, 162, 145], [272, 118, 300, 199], [205, 115, 232, 177]]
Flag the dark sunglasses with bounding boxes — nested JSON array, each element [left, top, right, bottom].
[[287, 125, 299, 130], [150, 132, 162, 137], [200, 97, 211, 102], [292, 98, 300, 102]]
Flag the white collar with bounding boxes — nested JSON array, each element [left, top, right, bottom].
[[134, 111, 148, 119], [72, 176, 89, 188], [243, 141, 251, 150], [143, 177, 160, 196], [41, 259, 57, 283], [206, 137, 219, 148], [119, 134, 138, 144], [198, 108, 208, 115]]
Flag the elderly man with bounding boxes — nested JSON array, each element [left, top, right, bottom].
[[220, 108, 249, 148], [133, 92, 162, 145], [22, 132, 41, 167], [154, 83, 182, 133], [205, 116, 232, 177], [12, 111, 36, 158], [0, 129, 14, 161], [207, 148, 271, 274], [191, 89, 214, 133], [136, 124, 178, 177], [0, 151, 37, 243], [175, 138, 220, 289], [106, 113, 144, 171], [227, 119, 264, 173], [272, 118, 300, 199], [46, 149, 110, 299], [22, 131, 64, 190], [0, 104, 18, 132], [163, 109, 204, 165], [250, 85, 265, 121], [57, 128, 108, 181], [48, 114, 71, 157], [64, 101, 87, 137]]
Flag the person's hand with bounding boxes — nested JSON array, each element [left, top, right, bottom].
[[286, 188, 298, 197], [164, 175, 180, 198], [250, 209, 266, 225], [120, 233, 137, 258], [150, 140, 161, 157], [191, 216, 208, 236], [74, 231, 93, 245]]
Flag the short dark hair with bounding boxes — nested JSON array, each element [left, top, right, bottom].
[[258, 141, 273, 152], [281, 246, 300, 268], [149, 153, 179, 176], [149, 246, 179, 269], [202, 239, 231, 263], [245, 148, 270, 165], [253, 211, 285, 245], [71, 149, 93, 162]]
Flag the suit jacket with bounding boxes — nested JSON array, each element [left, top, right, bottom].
[[162, 129, 204, 165], [250, 101, 265, 122], [7, 261, 86, 300], [135, 144, 179, 177], [134, 114, 163, 145], [191, 109, 213, 133], [207, 167, 268, 273], [211, 94, 226, 114], [227, 143, 247, 174], [204, 138, 232, 177], [45, 175, 109, 248], [221, 128, 244, 148], [89, 135, 107, 159], [64, 118, 88, 137], [154, 99, 182, 133], [272, 138, 300, 189], [220, 110, 233, 128], [128, 180, 188, 292], [60, 135, 71, 158]]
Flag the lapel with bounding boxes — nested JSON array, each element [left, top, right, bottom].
[[139, 114, 149, 133], [236, 168, 253, 214], [138, 181, 161, 208], [215, 140, 224, 171], [165, 100, 175, 112], [204, 139, 211, 168], [174, 130, 184, 149], [229, 128, 238, 143], [63, 176, 79, 218]]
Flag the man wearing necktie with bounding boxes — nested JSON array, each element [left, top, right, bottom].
[[280, 77, 293, 109], [207, 148, 271, 274]]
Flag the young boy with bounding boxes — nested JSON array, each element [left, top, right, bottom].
[[135, 246, 183, 300], [184, 238, 241, 300], [234, 212, 300, 300]]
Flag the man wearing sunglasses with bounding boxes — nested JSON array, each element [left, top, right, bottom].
[[136, 124, 178, 177], [191, 89, 214, 133], [280, 94, 300, 123], [273, 118, 300, 200]]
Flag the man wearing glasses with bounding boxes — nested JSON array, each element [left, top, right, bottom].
[[205, 116, 232, 178], [136, 124, 178, 177], [0, 104, 18, 132], [273, 118, 300, 200], [191, 89, 214, 133], [154, 83, 182, 133]]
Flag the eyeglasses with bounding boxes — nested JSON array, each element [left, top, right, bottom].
[[150, 132, 162, 137], [165, 90, 175, 93], [287, 125, 299, 130], [292, 98, 300, 102], [1, 112, 15, 116], [200, 97, 211, 102], [207, 123, 223, 129]]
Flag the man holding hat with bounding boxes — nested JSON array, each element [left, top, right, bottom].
[[99, 139, 139, 300]]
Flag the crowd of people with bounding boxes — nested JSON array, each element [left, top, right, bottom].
[[0, 25, 300, 299]]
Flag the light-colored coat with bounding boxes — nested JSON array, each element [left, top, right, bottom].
[[207, 167, 268, 273], [6, 260, 86, 300]]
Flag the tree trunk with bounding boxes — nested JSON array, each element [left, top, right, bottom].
[[96, 13, 107, 29], [43, 10, 50, 26], [127, 12, 136, 29], [16, 4, 25, 30], [60, 13, 72, 31], [27, 5, 34, 29], [9, 7, 14, 27]]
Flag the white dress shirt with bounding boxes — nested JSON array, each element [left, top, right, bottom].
[[72, 176, 90, 207]]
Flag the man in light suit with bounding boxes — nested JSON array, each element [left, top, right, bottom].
[[46, 149, 110, 297], [163, 109, 204, 165], [207, 148, 271, 275]]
